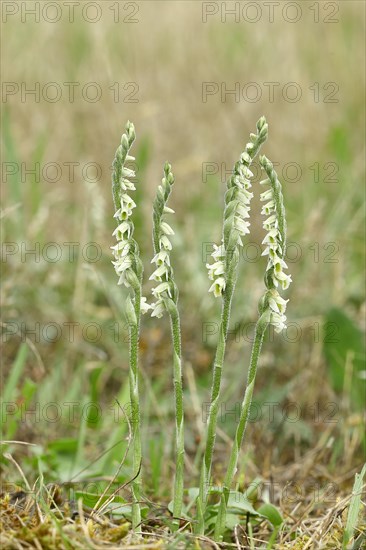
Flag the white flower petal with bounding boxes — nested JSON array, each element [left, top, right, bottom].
[[151, 300, 165, 318], [141, 297, 152, 315], [160, 235, 172, 250], [161, 221, 175, 235]]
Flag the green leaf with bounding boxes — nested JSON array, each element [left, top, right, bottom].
[[257, 503, 283, 527], [48, 438, 78, 453], [2, 343, 28, 404], [226, 491, 260, 516], [328, 125, 351, 165], [323, 307, 366, 411], [343, 463, 366, 548], [74, 491, 126, 508]]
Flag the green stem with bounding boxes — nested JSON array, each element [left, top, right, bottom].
[[195, 257, 238, 535], [129, 285, 142, 532], [214, 316, 268, 541], [167, 301, 184, 526]]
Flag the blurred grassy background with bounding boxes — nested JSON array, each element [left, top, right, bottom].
[[1, 0, 365, 500]]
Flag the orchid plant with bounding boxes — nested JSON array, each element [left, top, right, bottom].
[[110, 117, 291, 540]]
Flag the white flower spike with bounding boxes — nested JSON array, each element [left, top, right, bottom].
[[206, 116, 268, 297], [259, 155, 292, 332]]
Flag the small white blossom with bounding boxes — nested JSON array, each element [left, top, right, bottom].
[[151, 300, 165, 318], [263, 214, 277, 230], [149, 164, 178, 318], [270, 311, 287, 333], [120, 178, 136, 191], [141, 296, 152, 315], [152, 281, 172, 298], [265, 289, 289, 332], [112, 221, 132, 240], [234, 216, 250, 236], [122, 167, 135, 178], [117, 270, 131, 287], [208, 276, 226, 298], [111, 131, 137, 288], [149, 263, 169, 281], [212, 243, 225, 261], [159, 235, 172, 250], [259, 159, 291, 332], [206, 260, 225, 281], [160, 221, 175, 235], [151, 250, 171, 266], [268, 288, 288, 314]]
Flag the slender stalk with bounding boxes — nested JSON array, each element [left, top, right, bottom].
[[214, 314, 269, 540], [110, 121, 146, 533], [214, 155, 291, 539], [196, 256, 238, 534], [196, 117, 268, 534], [150, 162, 185, 526], [129, 285, 142, 531], [165, 299, 184, 524]]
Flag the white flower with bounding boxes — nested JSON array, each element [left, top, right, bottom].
[[208, 276, 226, 297], [111, 240, 130, 254], [263, 214, 277, 230], [141, 296, 152, 315], [121, 194, 136, 209], [268, 289, 288, 314], [237, 189, 253, 205], [117, 270, 130, 287], [212, 243, 225, 261], [259, 177, 271, 186], [122, 167, 135, 178], [234, 216, 250, 235], [262, 228, 279, 245], [113, 256, 132, 274], [240, 152, 251, 164], [151, 250, 171, 266], [270, 312, 287, 333], [151, 300, 166, 318], [120, 178, 136, 191], [112, 221, 131, 241], [160, 221, 175, 235], [152, 281, 172, 298], [206, 260, 225, 280], [241, 166, 254, 179], [278, 272, 292, 290], [271, 258, 291, 287], [260, 189, 273, 202], [159, 235, 172, 250], [263, 247, 283, 264], [266, 289, 289, 333], [206, 125, 265, 299], [260, 165, 291, 326], [149, 263, 169, 281], [261, 201, 275, 216]]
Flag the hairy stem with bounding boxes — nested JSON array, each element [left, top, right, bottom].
[[195, 257, 238, 534], [129, 285, 142, 532], [167, 301, 185, 525], [214, 315, 268, 540]]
